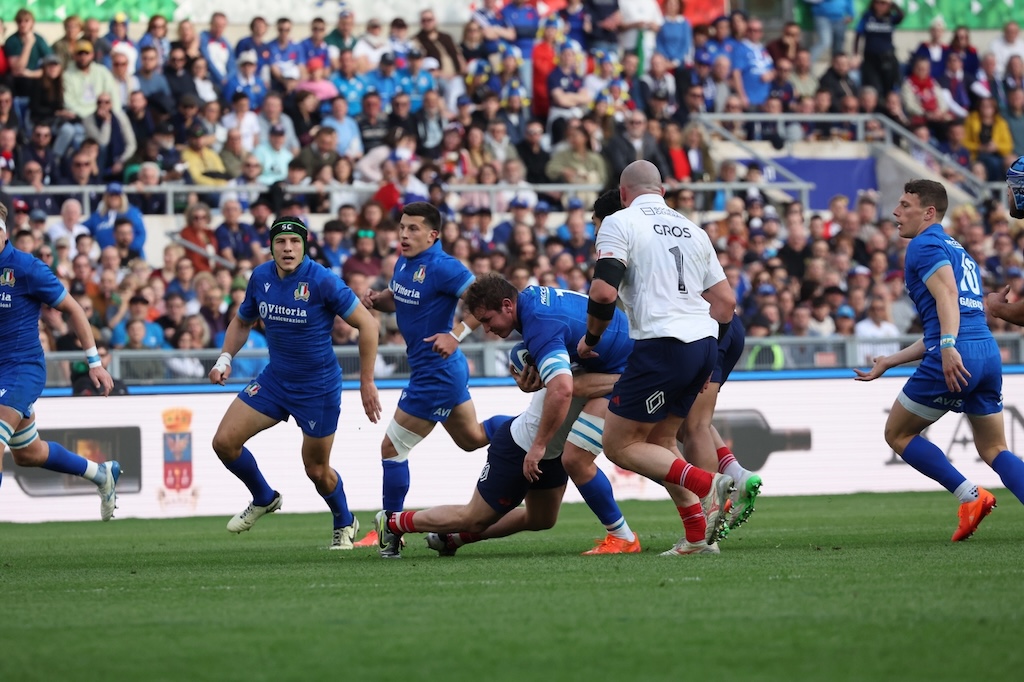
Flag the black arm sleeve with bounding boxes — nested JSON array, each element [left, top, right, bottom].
[[593, 257, 626, 289]]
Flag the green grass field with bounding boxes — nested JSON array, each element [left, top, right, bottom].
[[2, 492, 1022, 682]]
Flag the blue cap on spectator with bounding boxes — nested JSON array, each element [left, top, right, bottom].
[[29, 209, 48, 222], [836, 304, 856, 319], [456, 95, 474, 107], [756, 283, 776, 296], [106, 182, 123, 195], [509, 197, 530, 209], [270, 124, 286, 136], [1008, 267, 1024, 278], [848, 264, 871, 277], [695, 49, 713, 66], [748, 228, 766, 239], [461, 205, 479, 216], [567, 197, 584, 210], [713, 15, 729, 24], [542, 15, 564, 31], [535, 201, 551, 212]]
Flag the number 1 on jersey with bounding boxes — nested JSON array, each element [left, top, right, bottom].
[[668, 246, 688, 294]]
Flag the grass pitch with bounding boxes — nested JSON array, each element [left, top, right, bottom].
[[2, 492, 1022, 682]]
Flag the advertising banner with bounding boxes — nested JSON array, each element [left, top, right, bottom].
[[3, 375, 1022, 523]]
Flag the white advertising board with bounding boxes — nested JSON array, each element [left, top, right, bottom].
[[3, 375, 1022, 523]]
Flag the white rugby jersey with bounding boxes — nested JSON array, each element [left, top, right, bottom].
[[595, 194, 726, 342]]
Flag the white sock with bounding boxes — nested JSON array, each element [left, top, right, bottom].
[[953, 480, 979, 504], [605, 517, 635, 542], [723, 462, 746, 486], [83, 460, 104, 484]]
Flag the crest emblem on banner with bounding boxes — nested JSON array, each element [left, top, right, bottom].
[[157, 408, 200, 511]]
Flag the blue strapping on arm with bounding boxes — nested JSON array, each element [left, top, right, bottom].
[[921, 259, 951, 284]]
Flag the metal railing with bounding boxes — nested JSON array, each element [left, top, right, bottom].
[[39, 333, 1024, 389]]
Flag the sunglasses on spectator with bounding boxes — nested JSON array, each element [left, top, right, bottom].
[[357, 230, 376, 239], [192, 214, 210, 221], [39, 250, 53, 258]]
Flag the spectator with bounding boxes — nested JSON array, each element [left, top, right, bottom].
[[415, 9, 463, 81], [964, 97, 1014, 181], [326, 9, 358, 57], [903, 56, 952, 136], [84, 182, 147, 256], [606, 110, 669, 185], [342, 227, 381, 280], [353, 17, 389, 73], [108, 46, 138, 106], [112, 216, 141, 268], [254, 125, 294, 185], [257, 93, 299, 153], [297, 126, 340, 178], [545, 123, 607, 206], [83, 92, 136, 181], [178, 202, 218, 272], [84, 18, 113, 66], [182, 122, 229, 188], [547, 43, 591, 141], [111, 293, 164, 349], [64, 39, 119, 121], [1005, 87, 1024, 156], [106, 13, 138, 76], [531, 16, 563, 121], [657, 0, 694, 69], [222, 93, 260, 154], [819, 52, 857, 107], [51, 15, 83, 69], [515, 120, 551, 187], [767, 21, 802, 65], [939, 52, 973, 120], [5, 9, 52, 99], [199, 12, 234, 88], [189, 56, 221, 104], [946, 25, 980, 79], [288, 90, 321, 147], [163, 47, 196, 101], [224, 50, 267, 112], [912, 16, 948, 81], [854, 295, 900, 364], [297, 56, 340, 104], [854, 0, 903, 97], [732, 18, 775, 110], [809, 0, 855, 64], [156, 291, 188, 343], [991, 21, 1024, 80], [137, 15, 171, 71], [357, 90, 389, 152]]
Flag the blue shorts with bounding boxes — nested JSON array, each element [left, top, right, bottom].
[[399, 355, 472, 422], [900, 339, 1004, 419], [710, 317, 745, 385], [238, 368, 341, 438], [609, 336, 718, 423], [477, 420, 568, 514], [0, 358, 45, 419]]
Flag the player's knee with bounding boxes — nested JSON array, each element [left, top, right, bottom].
[[384, 420, 424, 462], [526, 511, 558, 531], [451, 425, 487, 451], [303, 462, 330, 486], [562, 448, 596, 478], [211, 431, 240, 461]]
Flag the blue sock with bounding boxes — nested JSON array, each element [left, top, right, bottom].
[[482, 415, 514, 442], [992, 451, 1024, 505], [900, 435, 966, 495], [382, 459, 410, 512], [0, 471, 3, 489], [577, 469, 624, 526], [224, 447, 276, 507], [42, 441, 88, 476], [322, 469, 354, 528]]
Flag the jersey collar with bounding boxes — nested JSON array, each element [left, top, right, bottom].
[[631, 193, 668, 208], [276, 255, 309, 280], [0, 238, 12, 262], [407, 239, 443, 261]]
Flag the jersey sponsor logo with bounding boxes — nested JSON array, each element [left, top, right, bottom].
[[294, 282, 310, 302], [478, 462, 490, 482], [392, 282, 422, 302], [932, 396, 963, 409], [0, 268, 15, 286], [413, 264, 427, 283], [639, 205, 683, 218], [264, 283, 271, 292], [244, 381, 261, 397], [0, 291, 11, 306], [645, 390, 665, 415], [258, 301, 308, 323], [433, 407, 452, 418]]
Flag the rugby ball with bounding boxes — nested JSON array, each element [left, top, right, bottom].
[[509, 341, 533, 375]]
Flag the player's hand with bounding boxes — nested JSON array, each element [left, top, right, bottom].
[[425, 332, 458, 359], [576, 336, 599, 360], [361, 381, 382, 423], [853, 356, 889, 382], [941, 347, 970, 392], [88, 367, 114, 396], [361, 289, 380, 310], [523, 443, 544, 482], [512, 364, 543, 392], [209, 365, 232, 385], [986, 285, 1011, 314]]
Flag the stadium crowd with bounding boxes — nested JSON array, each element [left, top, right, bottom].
[[3, 2, 1024, 384]]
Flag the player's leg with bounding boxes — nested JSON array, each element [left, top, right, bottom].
[[563, 398, 640, 554], [969, 411, 1024, 503], [299, 430, 360, 550], [442, 398, 491, 451], [1, 405, 121, 521], [211, 395, 282, 533]]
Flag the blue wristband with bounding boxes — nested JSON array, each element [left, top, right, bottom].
[[940, 335, 956, 349]]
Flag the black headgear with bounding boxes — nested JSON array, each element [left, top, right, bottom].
[[269, 216, 309, 258]]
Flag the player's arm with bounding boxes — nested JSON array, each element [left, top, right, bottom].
[[363, 287, 396, 312], [427, 287, 481, 358], [986, 285, 1024, 325], [924, 264, 970, 392], [578, 257, 624, 359], [572, 371, 619, 399], [524, 372, 574, 482], [343, 303, 383, 423], [54, 294, 114, 396], [853, 338, 926, 381], [209, 314, 256, 385]]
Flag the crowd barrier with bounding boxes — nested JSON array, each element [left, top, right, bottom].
[[5, 371, 1023, 523]]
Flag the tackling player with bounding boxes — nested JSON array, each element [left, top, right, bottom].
[[0, 201, 120, 520], [359, 202, 499, 558], [855, 180, 1024, 541], [209, 216, 381, 550], [579, 161, 737, 549]]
